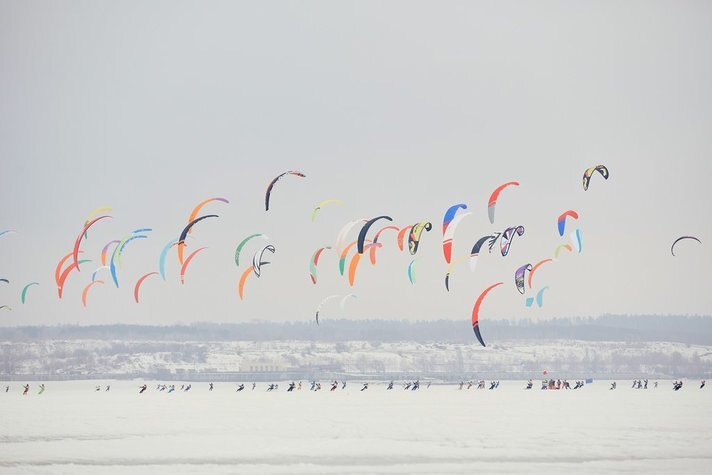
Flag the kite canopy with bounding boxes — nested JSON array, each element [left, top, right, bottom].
[[514, 264, 532, 294], [471, 282, 504, 347], [442, 207, 471, 264], [500, 226, 525, 257], [265, 171, 306, 211], [309, 246, 331, 284], [557, 210, 579, 237], [671, 236, 701, 256], [528, 258, 553, 289], [134, 272, 159, 303], [408, 222, 432, 255], [315, 294, 340, 325], [487, 181, 519, 224], [357, 216, 393, 254], [21, 282, 39, 304], [311, 199, 344, 222], [582, 165, 609, 191]]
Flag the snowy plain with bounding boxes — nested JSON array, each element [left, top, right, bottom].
[[1, 380, 711, 474]]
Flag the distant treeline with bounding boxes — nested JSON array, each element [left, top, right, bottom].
[[2, 315, 712, 345]]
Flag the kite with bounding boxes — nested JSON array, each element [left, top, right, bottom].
[[237, 267, 253, 300], [265, 171, 306, 211], [471, 282, 504, 347], [178, 215, 218, 264], [407, 258, 418, 285], [58, 259, 91, 298], [81, 280, 104, 308], [528, 258, 553, 289], [91, 266, 109, 282], [335, 219, 367, 253], [582, 165, 609, 191], [515, 264, 532, 294], [671, 236, 701, 256], [21, 282, 39, 304], [469, 235, 498, 272], [252, 245, 276, 277], [408, 222, 432, 255], [309, 246, 331, 284], [536, 286, 549, 307], [487, 181, 519, 224], [101, 240, 121, 266], [311, 199, 344, 222], [134, 272, 159, 303], [445, 255, 469, 291], [357, 216, 392, 254], [570, 229, 583, 253], [159, 239, 178, 281], [235, 234, 269, 267], [315, 294, 340, 325], [397, 225, 414, 252], [72, 215, 112, 270], [442, 205, 471, 264], [557, 210, 579, 237], [340, 294, 357, 311], [500, 226, 525, 257], [370, 225, 399, 265], [554, 243, 573, 259], [188, 198, 229, 230], [348, 243, 379, 286], [181, 247, 208, 284]]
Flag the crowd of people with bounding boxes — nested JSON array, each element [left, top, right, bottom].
[[3, 379, 709, 395], [456, 380, 500, 389], [536, 379, 588, 390]]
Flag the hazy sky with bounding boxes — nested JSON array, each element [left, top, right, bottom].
[[1, 1, 710, 326]]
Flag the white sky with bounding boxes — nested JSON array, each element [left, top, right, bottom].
[[1, 0, 710, 326]]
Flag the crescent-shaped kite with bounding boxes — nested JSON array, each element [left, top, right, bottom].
[[582, 165, 609, 191], [265, 171, 306, 211], [180, 247, 208, 285], [515, 264, 532, 294], [357, 216, 392, 254], [671, 236, 701, 256], [442, 210, 471, 264], [81, 280, 104, 308], [311, 199, 344, 222], [188, 198, 229, 230], [471, 282, 504, 347], [177, 215, 218, 264], [73, 215, 112, 271], [309, 246, 331, 284], [134, 272, 159, 303], [557, 210, 579, 237], [235, 234, 269, 267], [237, 266, 254, 300], [487, 181, 519, 224], [370, 225, 399, 265], [21, 282, 39, 304], [528, 258, 553, 289]]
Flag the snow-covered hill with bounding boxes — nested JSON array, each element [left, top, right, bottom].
[[2, 339, 711, 380]]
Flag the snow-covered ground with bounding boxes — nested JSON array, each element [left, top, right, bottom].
[[1, 380, 710, 474]]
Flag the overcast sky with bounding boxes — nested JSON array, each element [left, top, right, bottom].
[[1, 0, 710, 326]]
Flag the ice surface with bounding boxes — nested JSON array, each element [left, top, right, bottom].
[[0, 380, 710, 474]]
